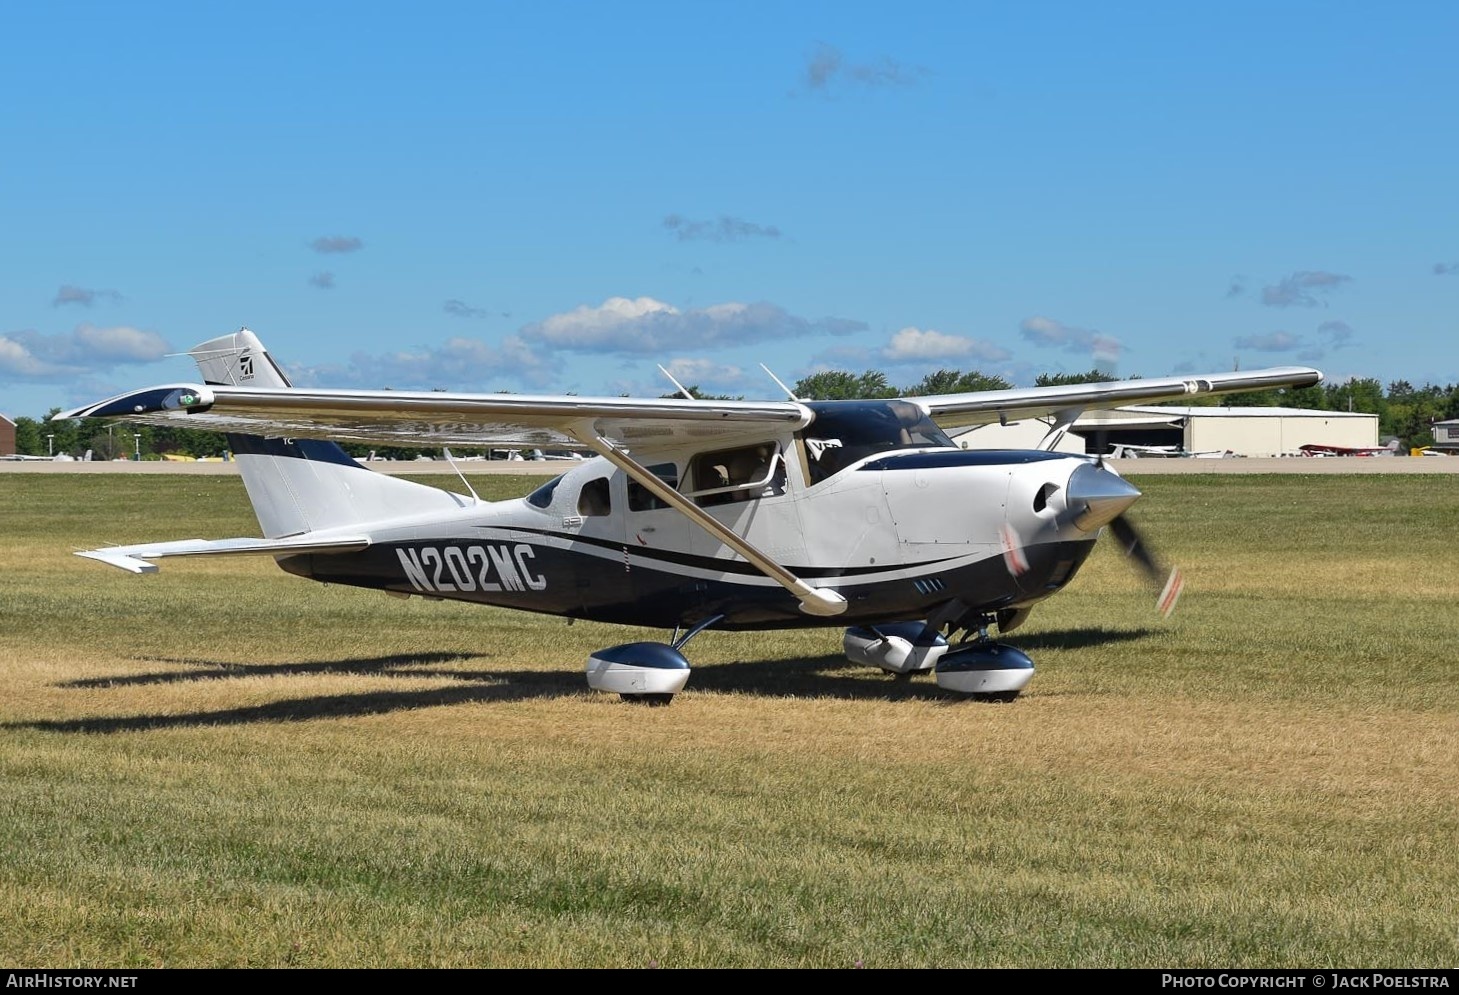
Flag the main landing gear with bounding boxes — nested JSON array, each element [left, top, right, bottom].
[[842, 610, 1035, 702], [584, 615, 724, 706]]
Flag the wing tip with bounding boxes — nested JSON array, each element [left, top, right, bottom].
[[76, 549, 160, 574]]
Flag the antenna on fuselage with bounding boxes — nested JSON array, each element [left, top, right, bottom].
[[441, 447, 481, 504], [657, 364, 696, 400], [759, 363, 800, 401]]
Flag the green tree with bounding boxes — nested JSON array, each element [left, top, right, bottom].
[[792, 370, 898, 400], [13, 416, 43, 455], [45, 409, 84, 457], [1034, 369, 1119, 387], [658, 386, 743, 400], [1324, 377, 1386, 416], [1382, 381, 1446, 449], [903, 369, 1012, 395]]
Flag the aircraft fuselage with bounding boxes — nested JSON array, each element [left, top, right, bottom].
[[277, 443, 1110, 631]]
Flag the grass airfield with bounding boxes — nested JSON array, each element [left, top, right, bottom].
[[1, 471, 1456, 968]]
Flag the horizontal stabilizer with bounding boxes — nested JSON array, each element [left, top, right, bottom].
[[76, 535, 371, 574]]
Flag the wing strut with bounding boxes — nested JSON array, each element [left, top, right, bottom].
[[577, 433, 847, 617], [1037, 406, 1085, 451]]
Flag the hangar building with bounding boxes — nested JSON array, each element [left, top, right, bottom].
[[1431, 419, 1459, 454], [954, 405, 1379, 458], [0, 414, 15, 457]]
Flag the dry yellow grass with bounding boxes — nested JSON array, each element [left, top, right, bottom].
[[1, 472, 1456, 967]]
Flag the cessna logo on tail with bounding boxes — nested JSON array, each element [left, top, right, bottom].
[[397, 544, 547, 594]]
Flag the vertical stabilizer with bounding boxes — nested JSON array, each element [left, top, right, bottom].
[[190, 329, 467, 538]]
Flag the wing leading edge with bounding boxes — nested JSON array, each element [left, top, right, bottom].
[[54, 384, 813, 453], [910, 367, 1324, 431], [55, 363, 1322, 450]]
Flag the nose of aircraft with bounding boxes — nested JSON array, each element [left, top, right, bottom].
[[1065, 461, 1142, 532]]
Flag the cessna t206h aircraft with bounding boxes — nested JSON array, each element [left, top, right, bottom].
[[57, 330, 1321, 704]]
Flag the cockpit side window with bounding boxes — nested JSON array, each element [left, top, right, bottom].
[[525, 474, 563, 509], [577, 476, 612, 517], [628, 463, 679, 512]]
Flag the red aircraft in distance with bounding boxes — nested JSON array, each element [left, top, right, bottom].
[[1298, 440, 1401, 457]]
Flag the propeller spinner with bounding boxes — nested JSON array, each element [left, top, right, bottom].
[[1006, 460, 1185, 617]]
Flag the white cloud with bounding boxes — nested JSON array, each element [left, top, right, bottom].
[[0, 337, 50, 377], [1317, 320, 1356, 347], [310, 236, 363, 254], [519, 296, 865, 354], [801, 43, 929, 92], [880, 327, 1010, 363], [1019, 315, 1123, 365], [53, 285, 123, 307], [663, 214, 782, 242], [1234, 331, 1304, 352], [662, 357, 745, 384], [288, 335, 551, 392], [1261, 271, 1350, 308], [0, 325, 171, 382], [444, 299, 498, 319]]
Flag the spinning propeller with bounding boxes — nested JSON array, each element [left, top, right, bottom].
[[1001, 460, 1184, 618], [1106, 510, 1184, 618]]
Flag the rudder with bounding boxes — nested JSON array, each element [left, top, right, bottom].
[[190, 328, 467, 538]]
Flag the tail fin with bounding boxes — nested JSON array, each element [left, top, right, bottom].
[[190, 329, 467, 538]]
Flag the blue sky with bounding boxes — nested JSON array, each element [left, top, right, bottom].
[[4, 1, 1458, 418]]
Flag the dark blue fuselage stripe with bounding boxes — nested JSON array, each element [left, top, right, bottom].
[[223, 433, 364, 467], [504, 525, 966, 579], [280, 536, 1095, 631], [859, 449, 1071, 471]]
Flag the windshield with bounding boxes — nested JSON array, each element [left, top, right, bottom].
[[801, 400, 955, 483], [525, 474, 564, 509]]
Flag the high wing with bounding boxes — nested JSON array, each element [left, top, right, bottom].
[[55, 367, 1322, 452], [54, 383, 812, 454], [908, 367, 1323, 432]]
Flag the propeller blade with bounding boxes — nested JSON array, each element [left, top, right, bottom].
[[1108, 513, 1183, 618], [1000, 523, 1030, 577], [1107, 514, 1159, 582]]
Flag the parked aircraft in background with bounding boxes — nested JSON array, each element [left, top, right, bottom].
[[1106, 444, 1235, 459], [1, 450, 90, 462], [55, 329, 1321, 705], [1298, 440, 1401, 457]]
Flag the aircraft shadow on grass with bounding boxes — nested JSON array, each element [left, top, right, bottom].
[[12, 627, 1154, 734]]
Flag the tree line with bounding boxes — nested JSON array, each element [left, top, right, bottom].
[[13, 368, 1459, 459]]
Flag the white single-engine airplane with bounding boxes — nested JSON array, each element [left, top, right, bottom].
[[56, 330, 1321, 704]]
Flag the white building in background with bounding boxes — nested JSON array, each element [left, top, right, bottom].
[[954, 405, 1380, 458], [951, 416, 1088, 455], [1431, 419, 1459, 453]]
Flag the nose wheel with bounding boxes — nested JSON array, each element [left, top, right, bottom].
[[927, 613, 1035, 699]]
